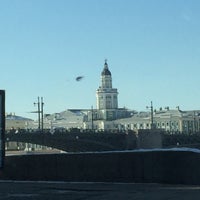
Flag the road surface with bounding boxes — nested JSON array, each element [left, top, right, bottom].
[[0, 181, 200, 199]]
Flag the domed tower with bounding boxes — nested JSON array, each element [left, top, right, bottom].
[[96, 60, 118, 120], [101, 61, 112, 89]]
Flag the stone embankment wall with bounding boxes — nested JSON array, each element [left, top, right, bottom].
[[136, 129, 163, 149], [1, 150, 200, 185]]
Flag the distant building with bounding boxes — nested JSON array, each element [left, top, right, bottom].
[[42, 60, 134, 130], [5, 113, 35, 151], [42, 109, 88, 130], [115, 107, 200, 134], [29, 60, 200, 134], [84, 60, 134, 129], [96, 60, 119, 120], [6, 113, 33, 130]]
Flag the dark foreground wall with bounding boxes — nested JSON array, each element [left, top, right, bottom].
[[1, 150, 200, 185]]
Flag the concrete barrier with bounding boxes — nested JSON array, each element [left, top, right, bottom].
[[1, 150, 200, 185]]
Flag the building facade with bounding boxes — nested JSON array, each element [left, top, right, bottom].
[[85, 60, 200, 133], [96, 60, 119, 120], [115, 108, 200, 134], [23, 60, 200, 134]]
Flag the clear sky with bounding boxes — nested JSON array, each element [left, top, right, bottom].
[[1, 0, 200, 119]]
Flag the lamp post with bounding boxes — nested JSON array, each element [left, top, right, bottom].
[[41, 97, 44, 132], [34, 97, 40, 130], [91, 105, 94, 131], [146, 101, 154, 129], [34, 97, 44, 132]]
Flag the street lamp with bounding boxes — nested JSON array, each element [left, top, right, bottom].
[[41, 97, 44, 131], [33, 97, 44, 132], [146, 101, 154, 129], [34, 97, 40, 130], [91, 105, 94, 131]]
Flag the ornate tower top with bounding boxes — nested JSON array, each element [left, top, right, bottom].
[[101, 59, 111, 76]]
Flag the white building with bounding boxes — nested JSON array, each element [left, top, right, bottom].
[[39, 60, 200, 134], [96, 60, 118, 120], [115, 108, 200, 134]]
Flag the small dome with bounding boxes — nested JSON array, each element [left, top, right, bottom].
[[101, 61, 111, 76]]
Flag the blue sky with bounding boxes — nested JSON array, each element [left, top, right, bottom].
[[0, 0, 200, 119]]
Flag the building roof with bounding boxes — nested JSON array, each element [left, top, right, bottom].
[[44, 109, 86, 121], [6, 114, 33, 121]]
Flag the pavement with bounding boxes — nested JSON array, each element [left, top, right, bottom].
[[0, 181, 200, 200]]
